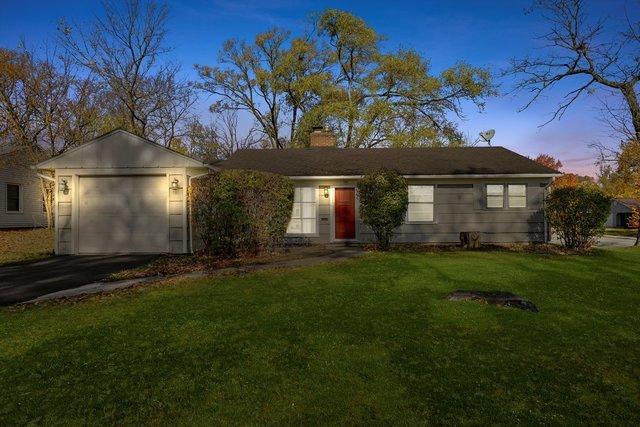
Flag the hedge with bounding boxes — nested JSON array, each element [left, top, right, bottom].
[[545, 185, 612, 250], [191, 170, 294, 257]]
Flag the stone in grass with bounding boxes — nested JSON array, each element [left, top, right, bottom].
[[446, 290, 539, 313]]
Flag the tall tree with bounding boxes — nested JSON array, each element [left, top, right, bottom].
[[508, 0, 640, 141], [314, 9, 494, 148], [196, 29, 327, 148], [188, 111, 259, 162], [0, 45, 105, 227], [197, 10, 493, 149], [58, 0, 195, 146]]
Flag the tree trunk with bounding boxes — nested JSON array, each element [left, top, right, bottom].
[[39, 177, 55, 230], [290, 106, 297, 145], [621, 84, 640, 247], [621, 83, 640, 142]]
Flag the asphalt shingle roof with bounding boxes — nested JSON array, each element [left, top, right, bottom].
[[218, 147, 559, 176]]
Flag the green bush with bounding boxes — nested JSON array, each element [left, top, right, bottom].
[[545, 186, 612, 250], [357, 169, 408, 250], [191, 170, 294, 257]]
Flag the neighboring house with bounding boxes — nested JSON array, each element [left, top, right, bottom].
[[0, 147, 47, 229], [36, 128, 560, 255], [219, 129, 560, 245], [606, 198, 640, 228], [36, 129, 210, 255]]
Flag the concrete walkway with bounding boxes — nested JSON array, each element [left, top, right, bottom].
[[550, 235, 637, 248], [598, 235, 637, 247], [23, 247, 364, 305]]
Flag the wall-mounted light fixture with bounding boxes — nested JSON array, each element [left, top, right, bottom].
[[59, 179, 69, 194], [321, 185, 330, 198], [170, 178, 182, 190]]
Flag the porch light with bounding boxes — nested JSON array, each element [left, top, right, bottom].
[[170, 178, 181, 190], [321, 185, 330, 198]]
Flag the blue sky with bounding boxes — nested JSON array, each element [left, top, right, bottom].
[[0, 0, 635, 176]]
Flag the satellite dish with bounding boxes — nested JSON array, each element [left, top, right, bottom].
[[479, 129, 495, 145]]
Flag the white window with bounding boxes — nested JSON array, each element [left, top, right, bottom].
[[486, 184, 504, 208], [508, 184, 527, 208], [407, 185, 434, 222], [6, 184, 21, 213], [287, 187, 317, 235]]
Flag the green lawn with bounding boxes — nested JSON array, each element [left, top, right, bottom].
[[0, 228, 54, 266], [2, 248, 640, 424]]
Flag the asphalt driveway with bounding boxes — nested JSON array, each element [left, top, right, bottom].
[[0, 255, 158, 306]]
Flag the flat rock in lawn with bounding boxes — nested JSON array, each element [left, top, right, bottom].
[[446, 290, 539, 313]]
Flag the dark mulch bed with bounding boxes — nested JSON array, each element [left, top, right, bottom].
[[107, 246, 336, 281]]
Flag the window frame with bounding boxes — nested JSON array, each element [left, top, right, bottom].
[[286, 186, 319, 237], [406, 184, 436, 224], [507, 184, 527, 209], [485, 183, 529, 210], [485, 184, 505, 209], [5, 183, 22, 214]]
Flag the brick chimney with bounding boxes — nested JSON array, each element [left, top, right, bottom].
[[309, 126, 336, 148]]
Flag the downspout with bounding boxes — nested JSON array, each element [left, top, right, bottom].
[[543, 178, 555, 243], [187, 172, 212, 253]]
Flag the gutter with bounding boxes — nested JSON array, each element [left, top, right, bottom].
[[36, 173, 56, 182], [289, 173, 561, 180]]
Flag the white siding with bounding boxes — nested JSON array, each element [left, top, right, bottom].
[[0, 164, 46, 228]]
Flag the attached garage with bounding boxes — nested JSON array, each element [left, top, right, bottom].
[[36, 130, 210, 255]]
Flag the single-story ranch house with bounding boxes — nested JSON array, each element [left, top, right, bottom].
[[36, 128, 559, 255]]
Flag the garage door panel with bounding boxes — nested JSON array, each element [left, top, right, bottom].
[[78, 176, 169, 253]]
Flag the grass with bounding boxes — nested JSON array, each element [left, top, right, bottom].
[[605, 227, 639, 238], [1, 248, 640, 424], [0, 228, 54, 266]]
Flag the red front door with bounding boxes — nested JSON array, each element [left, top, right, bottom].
[[335, 188, 356, 240]]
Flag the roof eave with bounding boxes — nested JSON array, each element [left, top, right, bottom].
[[288, 173, 561, 180]]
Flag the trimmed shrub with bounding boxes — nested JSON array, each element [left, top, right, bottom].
[[191, 170, 294, 257], [357, 169, 408, 250], [545, 186, 612, 250]]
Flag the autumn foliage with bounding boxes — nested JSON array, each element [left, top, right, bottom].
[[533, 154, 562, 171], [545, 186, 612, 250], [628, 208, 640, 230]]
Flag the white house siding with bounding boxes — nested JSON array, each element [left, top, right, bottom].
[[0, 164, 46, 229], [286, 178, 552, 244]]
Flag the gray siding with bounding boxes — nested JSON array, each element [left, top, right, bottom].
[[289, 178, 551, 244], [0, 164, 46, 228], [606, 200, 633, 228]]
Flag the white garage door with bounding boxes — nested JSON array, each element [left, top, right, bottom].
[[78, 176, 169, 254]]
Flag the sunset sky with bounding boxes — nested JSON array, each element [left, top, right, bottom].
[[1, 0, 635, 176]]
